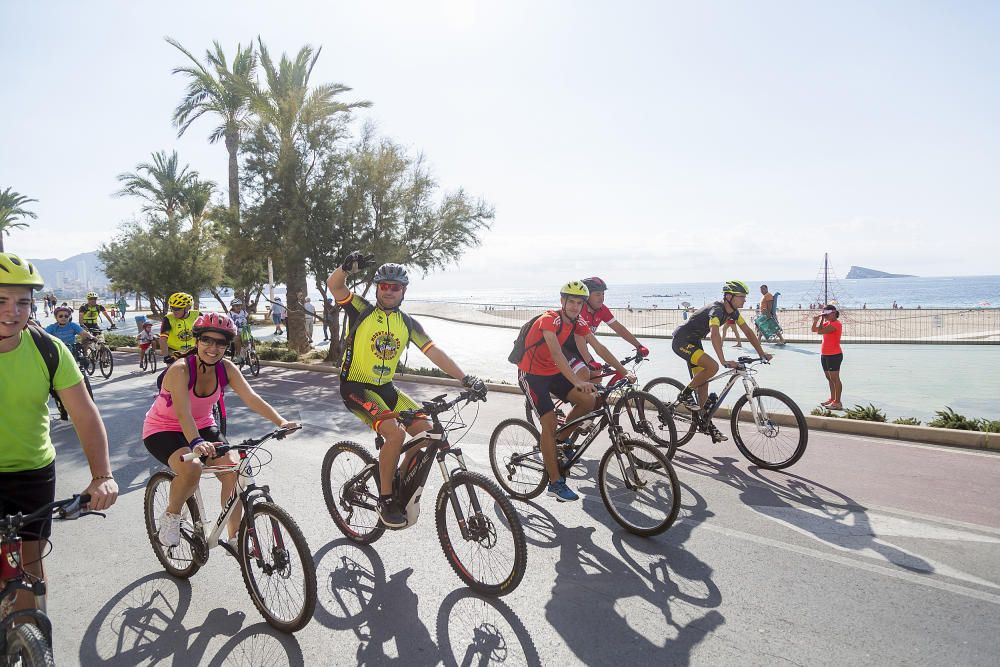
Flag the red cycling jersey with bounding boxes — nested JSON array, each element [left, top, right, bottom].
[[579, 303, 615, 333], [517, 310, 591, 376]]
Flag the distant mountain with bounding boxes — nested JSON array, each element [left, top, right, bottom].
[[846, 266, 916, 279], [26, 251, 108, 291]]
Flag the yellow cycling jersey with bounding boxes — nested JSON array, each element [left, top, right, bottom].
[[160, 309, 200, 353], [79, 303, 106, 325], [338, 293, 433, 385]]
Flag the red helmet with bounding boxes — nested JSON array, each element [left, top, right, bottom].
[[192, 312, 237, 341]]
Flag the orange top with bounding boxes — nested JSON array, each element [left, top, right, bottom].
[[820, 319, 842, 355], [517, 310, 590, 376]]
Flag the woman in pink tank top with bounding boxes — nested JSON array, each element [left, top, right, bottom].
[[142, 313, 298, 549]]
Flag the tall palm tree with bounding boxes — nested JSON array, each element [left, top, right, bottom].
[[251, 39, 371, 351], [0, 188, 39, 253], [167, 37, 257, 221], [115, 150, 202, 222], [184, 178, 216, 232]]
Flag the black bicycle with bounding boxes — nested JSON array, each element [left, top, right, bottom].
[[322, 389, 528, 597], [490, 378, 681, 536], [84, 330, 114, 379], [1, 495, 104, 665]]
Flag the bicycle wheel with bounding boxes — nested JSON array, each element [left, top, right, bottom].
[[212, 400, 227, 437], [523, 398, 535, 427], [99, 346, 114, 379], [239, 501, 318, 633], [139, 350, 147, 371], [612, 389, 678, 458], [143, 470, 203, 578], [436, 471, 527, 596], [598, 437, 681, 536], [488, 418, 547, 501], [149, 350, 158, 373], [84, 350, 96, 376], [643, 377, 697, 447], [321, 441, 385, 544], [248, 349, 260, 377], [5, 623, 54, 667], [730, 388, 808, 470]]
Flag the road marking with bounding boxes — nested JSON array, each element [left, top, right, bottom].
[[816, 430, 1000, 458]]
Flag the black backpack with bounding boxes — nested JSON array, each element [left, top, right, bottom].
[[26, 324, 93, 421], [507, 311, 566, 366]]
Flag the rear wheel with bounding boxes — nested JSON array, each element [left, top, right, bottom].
[[730, 388, 808, 469], [612, 389, 678, 458], [489, 418, 547, 500], [98, 346, 114, 378], [5, 623, 55, 667], [143, 470, 203, 578], [212, 401, 227, 437], [84, 349, 96, 376], [248, 349, 261, 377], [321, 441, 385, 544], [643, 377, 697, 447], [598, 437, 681, 536]]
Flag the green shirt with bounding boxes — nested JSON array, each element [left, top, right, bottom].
[[0, 330, 84, 472]]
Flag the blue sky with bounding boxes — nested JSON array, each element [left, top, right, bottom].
[[2, 0, 998, 289]]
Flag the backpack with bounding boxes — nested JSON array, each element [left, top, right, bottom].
[[156, 353, 229, 394], [507, 311, 566, 366], [26, 324, 93, 421]]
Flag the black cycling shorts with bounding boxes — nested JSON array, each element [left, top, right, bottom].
[[672, 338, 708, 378], [821, 353, 844, 372], [144, 426, 225, 466], [519, 371, 575, 418], [340, 380, 421, 430], [0, 462, 56, 540]]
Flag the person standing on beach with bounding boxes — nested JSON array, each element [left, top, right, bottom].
[[758, 285, 785, 345], [812, 305, 843, 410]]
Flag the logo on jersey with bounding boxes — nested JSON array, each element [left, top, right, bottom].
[[370, 331, 401, 361]]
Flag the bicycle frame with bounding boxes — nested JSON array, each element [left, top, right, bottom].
[[687, 359, 770, 426]]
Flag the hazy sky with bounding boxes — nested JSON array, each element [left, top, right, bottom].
[[2, 0, 998, 290]]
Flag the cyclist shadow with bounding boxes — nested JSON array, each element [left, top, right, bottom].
[[77, 571, 297, 665], [435, 589, 542, 667], [519, 499, 724, 663], [672, 450, 934, 574]]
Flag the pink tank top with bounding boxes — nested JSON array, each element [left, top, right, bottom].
[[142, 357, 226, 438]]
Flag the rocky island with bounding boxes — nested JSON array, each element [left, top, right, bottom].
[[846, 266, 916, 279]]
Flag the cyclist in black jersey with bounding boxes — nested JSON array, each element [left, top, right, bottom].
[[671, 280, 772, 439]]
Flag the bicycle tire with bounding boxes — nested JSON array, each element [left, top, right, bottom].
[[84, 350, 96, 376], [488, 418, 547, 501], [612, 389, 678, 458], [239, 501, 318, 633], [212, 401, 227, 437], [643, 376, 698, 447], [149, 349, 158, 373], [523, 397, 536, 427], [435, 471, 527, 596], [598, 437, 681, 536], [99, 346, 114, 379], [730, 388, 808, 470], [143, 470, 203, 578], [139, 350, 147, 371], [4, 623, 54, 667], [321, 441, 386, 544], [248, 350, 260, 377]]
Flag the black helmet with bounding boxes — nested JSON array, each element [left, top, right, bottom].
[[373, 263, 409, 286], [582, 276, 608, 292]]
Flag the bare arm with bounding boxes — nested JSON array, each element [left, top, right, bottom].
[[326, 267, 352, 304], [584, 332, 631, 378], [738, 320, 770, 358], [57, 381, 118, 511], [422, 345, 466, 382]]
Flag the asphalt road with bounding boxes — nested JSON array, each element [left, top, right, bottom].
[[42, 354, 1000, 666]]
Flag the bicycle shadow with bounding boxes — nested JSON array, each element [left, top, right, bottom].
[[205, 622, 306, 667], [671, 450, 934, 574], [435, 589, 542, 667]]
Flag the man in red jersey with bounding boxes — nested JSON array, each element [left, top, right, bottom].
[[563, 276, 649, 380]]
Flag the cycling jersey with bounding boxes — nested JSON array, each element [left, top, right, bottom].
[[79, 303, 106, 325], [672, 302, 744, 344], [338, 293, 433, 385], [137, 330, 158, 347], [44, 321, 85, 348], [229, 309, 249, 329], [0, 331, 83, 472], [160, 310, 200, 353], [516, 310, 590, 376], [579, 302, 616, 333]]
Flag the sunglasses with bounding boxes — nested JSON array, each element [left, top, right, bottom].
[[56, 315, 70, 319], [378, 282, 404, 292], [198, 335, 228, 348]]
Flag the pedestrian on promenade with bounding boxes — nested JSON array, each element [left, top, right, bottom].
[[321, 297, 335, 341], [271, 298, 285, 335], [758, 284, 786, 345], [812, 305, 843, 410], [303, 297, 316, 342], [721, 317, 742, 347], [117, 295, 128, 322]]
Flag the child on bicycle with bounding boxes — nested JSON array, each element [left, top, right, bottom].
[[141, 313, 298, 550], [228, 298, 249, 363], [45, 305, 93, 362], [137, 320, 157, 366]]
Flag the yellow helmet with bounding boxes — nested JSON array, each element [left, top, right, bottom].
[[559, 280, 590, 298], [86, 291, 98, 299], [0, 253, 44, 289], [168, 292, 194, 309]]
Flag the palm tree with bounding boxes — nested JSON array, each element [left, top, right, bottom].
[[115, 150, 202, 222], [167, 37, 257, 221], [0, 188, 39, 253], [251, 39, 370, 351], [184, 178, 216, 232]]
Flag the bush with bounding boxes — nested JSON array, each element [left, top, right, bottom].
[[810, 407, 835, 417], [893, 417, 922, 426], [104, 333, 137, 348], [397, 363, 450, 379], [843, 403, 887, 422], [280, 350, 300, 362], [976, 419, 1000, 433], [928, 407, 979, 431]]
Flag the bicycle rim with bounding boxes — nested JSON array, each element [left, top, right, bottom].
[[731, 389, 808, 469], [436, 472, 527, 596], [321, 442, 385, 543], [488, 419, 547, 500], [249, 351, 260, 376], [5, 623, 55, 667], [239, 502, 317, 633], [613, 389, 678, 457], [598, 438, 681, 536], [99, 347, 114, 378], [643, 377, 698, 447], [143, 471, 201, 578]]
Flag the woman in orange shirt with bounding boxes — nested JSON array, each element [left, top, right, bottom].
[[812, 305, 843, 410]]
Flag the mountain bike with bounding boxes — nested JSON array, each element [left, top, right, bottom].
[[643, 356, 808, 469], [1, 495, 104, 666], [143, 426, 317, 633], [85, 330, 114, 379], [138, 344, 158, 373], [491, 378, 681, 536], [322, 389, 528, 597], [522, 352, 676, 451], [226, 325, 261, 377]]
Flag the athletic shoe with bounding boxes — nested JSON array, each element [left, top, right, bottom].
[[827, 402, 844, 411], [547, 477, 579, 502], [226, 535, 240, 556], [377, 497, 407, 528], [158, 511, 182, 548], [701, 421, 728, 443]]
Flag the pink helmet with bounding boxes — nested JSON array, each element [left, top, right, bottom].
[[192, 312, 238, 341]]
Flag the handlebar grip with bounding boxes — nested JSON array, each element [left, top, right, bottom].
[[181, 452, 198, 462]]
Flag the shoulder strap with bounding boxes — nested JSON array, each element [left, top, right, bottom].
[[344, 303, 376, 347], [26, 324, 60, 391]]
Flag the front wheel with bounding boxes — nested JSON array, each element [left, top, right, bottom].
[[212, 400, 227, 437], [148, 349, 158, 373], [84, 349, 96, 376], [321, 441, 385, 544], [248, 349, 260, 377], [598, 438, 681, 536], [489, 419, 547, 501], [143, 470, 203, 578], [730, 388, 808, 470], [98, 346, 114, 379], [4, 623, 54, 667], [643, 377, 698, 447], [239, 501, 318, 633], [612, 389, 678, 458], [436, 471, 527, 596], [139, 350, 147, 371]]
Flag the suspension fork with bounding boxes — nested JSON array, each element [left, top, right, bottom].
[[438, 450, 482, 541], [740, 374, 767, 425]]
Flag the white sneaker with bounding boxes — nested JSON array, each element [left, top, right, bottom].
[[158, 511, 182, 547], [227, 535, 239, 556]]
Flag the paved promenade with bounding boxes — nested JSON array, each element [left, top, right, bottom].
[[43, 355, 1000, 665]]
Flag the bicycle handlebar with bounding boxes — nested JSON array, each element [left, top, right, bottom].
[[393, 389, 486, 425], [181, 425, 302, 462], [0, 494, 97, 532]]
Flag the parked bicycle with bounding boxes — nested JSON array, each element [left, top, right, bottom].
[[322, 389, 527, 597], [491, 378, 681, 536], [84, 330, 114, 379], [643, 356, 808, 469], [143, 426, 316, 633], [1, 495, 104, 666]]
